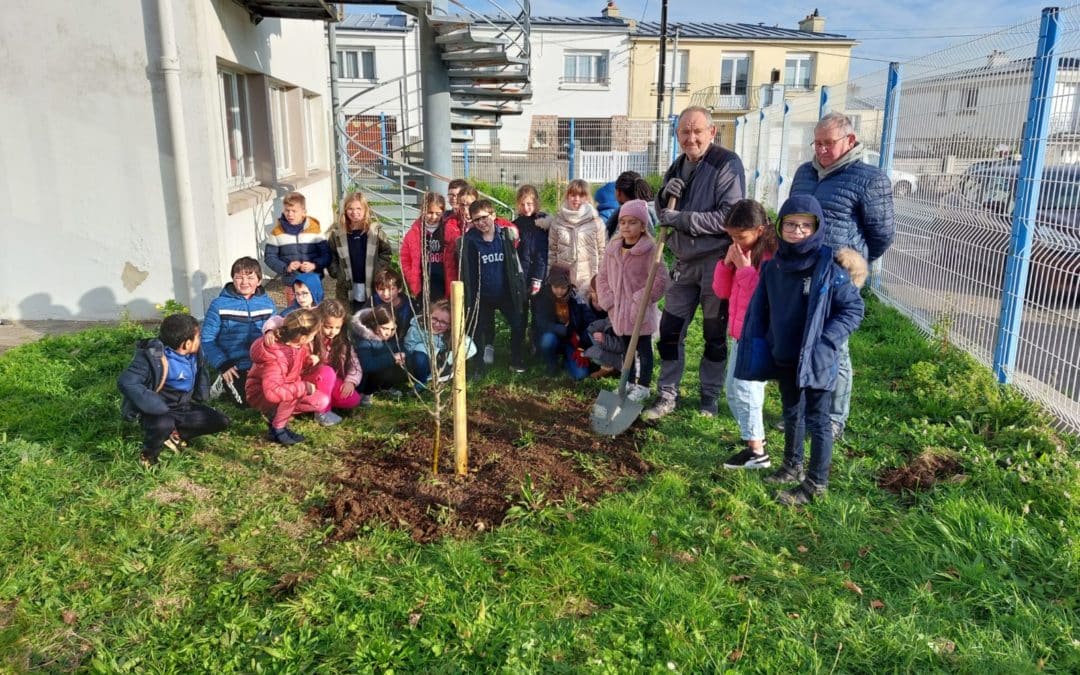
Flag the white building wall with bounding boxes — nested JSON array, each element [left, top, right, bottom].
[[0, 0, 331, 321], [334, 26, 421, 143], [496, 26, 631, 152]]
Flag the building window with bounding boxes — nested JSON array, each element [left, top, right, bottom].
[[563, 50, 609, 86], [938, 90, 949, 114], [337, 49, 375, 80], [303, 95, 321, 169], [720, 53, 749, 96], [785, 53, 813, 89], [270, 85, 292, 177], [657, 49, 690, 92], [219, 69, 256, 191], [962, 87, 978, 113]]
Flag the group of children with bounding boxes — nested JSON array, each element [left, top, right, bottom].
[[118, 182, 866, 506]]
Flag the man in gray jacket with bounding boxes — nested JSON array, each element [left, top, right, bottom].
[[789, 111, 895, 439], [645, 106, 746, 419]]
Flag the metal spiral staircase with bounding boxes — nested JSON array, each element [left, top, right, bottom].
[[328, 0, 533, 241]]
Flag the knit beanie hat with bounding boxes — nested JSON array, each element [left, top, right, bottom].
[[619, 199, 650, 228], [547, 264, 572, 287]]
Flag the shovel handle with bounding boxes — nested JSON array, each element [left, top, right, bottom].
[[615, 196, 676, 397]]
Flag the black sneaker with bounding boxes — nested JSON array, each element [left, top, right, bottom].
[[698, 396, 719, 417], [763, 463, 805, 484], [776, 480, 826, 506], [284, 427, 306, 444], [722, 447, 771, 470], [268, 426, 301, 446], [139, 449, 160, 467]]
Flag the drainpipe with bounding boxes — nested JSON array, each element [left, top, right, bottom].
[[157, 0, 202, 315]]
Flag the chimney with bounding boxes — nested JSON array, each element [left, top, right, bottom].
[[798, 8, 825, 33], [602, 1, 620, 19], [987, 49, 1008, 67]]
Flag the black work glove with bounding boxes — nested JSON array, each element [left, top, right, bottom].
[[662, 177, 686, 201], [659, 208, 692, 233]]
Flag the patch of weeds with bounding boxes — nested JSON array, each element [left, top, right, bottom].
[[513, 427, 536, 450]]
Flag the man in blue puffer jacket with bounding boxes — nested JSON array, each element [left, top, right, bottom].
[[789, 112, 894, 440]]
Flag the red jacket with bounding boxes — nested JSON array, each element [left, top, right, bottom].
[[712, 248, 773, 340], [245, 336, 313, 408], [399, 216, 462, 297]]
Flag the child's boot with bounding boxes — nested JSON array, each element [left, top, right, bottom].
[[268, 425, 301, 446]]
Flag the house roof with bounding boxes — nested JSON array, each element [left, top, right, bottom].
[[528, 16, 633, 29], [632, 21, 853, 41], [337, 13, 411, 31], [908, 56, 1080, 86]]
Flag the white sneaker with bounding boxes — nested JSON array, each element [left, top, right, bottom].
[[315, 410, 343, 426], [483, 344, 495, 365], [627, 384, 651, 402]]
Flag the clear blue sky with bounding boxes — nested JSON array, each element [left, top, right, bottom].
[[347, 1, 1050, 78]]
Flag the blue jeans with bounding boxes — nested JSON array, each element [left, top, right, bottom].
[[776, 366, 833, 489], [724, 339, 766, 442], [830, 338, 851, 431], [538, 331, 589, 380]]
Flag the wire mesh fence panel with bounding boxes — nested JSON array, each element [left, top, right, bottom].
[[866, 7, 1080, 433]]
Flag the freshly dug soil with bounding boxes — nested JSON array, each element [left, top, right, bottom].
[[878, 450, 964, 494], [320, 385, 651, 542]]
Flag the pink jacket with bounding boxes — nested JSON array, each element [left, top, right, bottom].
[[712, 248, 772, 340], [261, 315, 362, 386], [245, 336, 313, 408], [596, 235, 669, 336]]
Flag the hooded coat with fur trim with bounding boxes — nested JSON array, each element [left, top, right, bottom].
[[734, 194, 865, 391]]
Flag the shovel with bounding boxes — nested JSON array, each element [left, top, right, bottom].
[[591, 197, 675, 436]]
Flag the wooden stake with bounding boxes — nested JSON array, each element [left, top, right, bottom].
[[451, 281, 468, 475]]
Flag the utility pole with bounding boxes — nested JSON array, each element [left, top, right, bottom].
[[667, 26, 680, 120], [655, 0, 669, 124], [654, 0, 669, 172]]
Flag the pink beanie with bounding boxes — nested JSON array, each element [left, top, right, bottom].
[[619, 199, 650, 227]]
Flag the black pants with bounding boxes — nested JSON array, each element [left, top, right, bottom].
[[140, 403, 230, 460], [619, 334, 654, 387], [474, 295, 525, 365]]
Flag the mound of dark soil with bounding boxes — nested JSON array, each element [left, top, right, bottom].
[[320, 385, 651, 542], [878, 450, 964, 494]]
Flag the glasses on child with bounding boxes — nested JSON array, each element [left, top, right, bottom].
[[472, 214, 493, 223], [431, 316, 450, 327], [781, 220, 815, 233]]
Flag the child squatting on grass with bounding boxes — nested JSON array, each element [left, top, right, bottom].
[[734, 194, 866, 505], [404, 298, 477, 389], [711, 199, 778, 470], [246, 308, 328, 445], [118, 313, 231, 467]]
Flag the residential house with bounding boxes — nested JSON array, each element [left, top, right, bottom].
[[332, 14, 421, 172], [1, 0, 334, 321], [630, 11, 856, 149], [894, 52, 1080, 164]]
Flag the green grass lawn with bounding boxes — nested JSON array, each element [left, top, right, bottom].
[[1, 296, 1078, 672]]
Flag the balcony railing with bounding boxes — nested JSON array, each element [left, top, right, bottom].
[[559, 75, 610, 87], [689, 86, 758, 111]]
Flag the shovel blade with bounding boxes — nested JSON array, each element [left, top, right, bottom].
[[591, 389, 644, 436]]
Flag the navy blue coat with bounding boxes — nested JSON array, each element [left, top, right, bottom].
[[735, 247, 864, 391], [789, 152, 895, 263], [532, 285, 596, 347], [118, 338, 210, 421]]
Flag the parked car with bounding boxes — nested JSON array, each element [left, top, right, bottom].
[[865, 150, 919, 198], [930, 162, 1080, 303]]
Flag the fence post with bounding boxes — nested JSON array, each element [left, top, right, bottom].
[[777, 100, 791, 208], [754, 108, 767, 199], [872, 62, 903, 291], [878, 63, 902, 175], [568, 119, 576, 181], [669, 114, 679, 164], [734, 116, 743, 159], [818, 85, 830, 119], [992, 7, 1061, 384], [463, 143, 471, 179], [379, 112, 389, 178]]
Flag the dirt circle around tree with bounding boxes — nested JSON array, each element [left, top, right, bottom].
[[319, 385, 652, 542]]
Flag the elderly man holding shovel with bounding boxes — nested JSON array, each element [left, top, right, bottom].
[[643, 106, 746, 420]]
